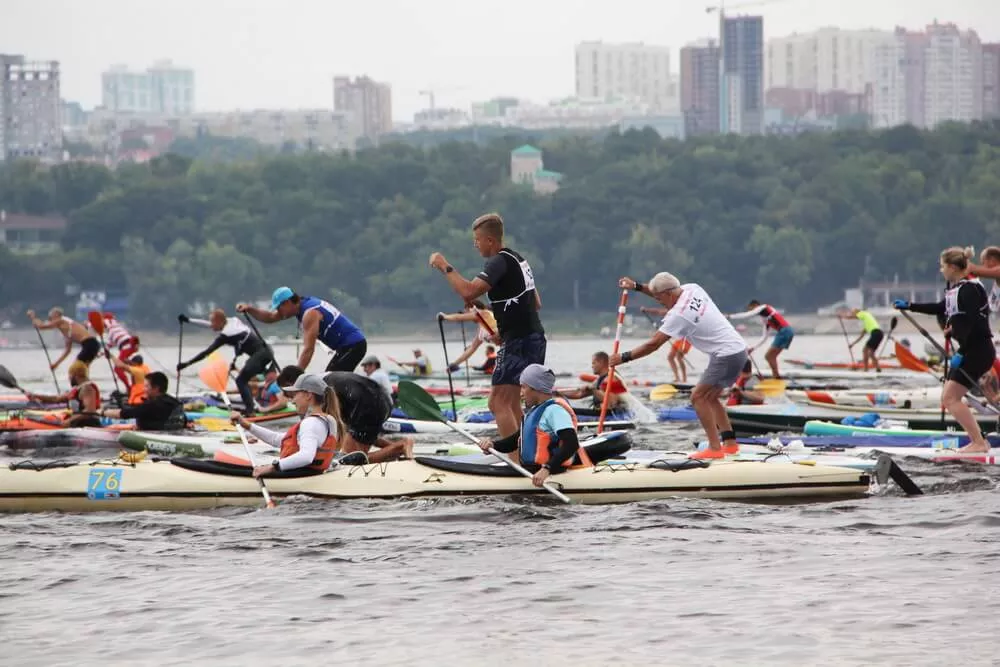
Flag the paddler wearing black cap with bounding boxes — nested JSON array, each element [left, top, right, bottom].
[[478, 363, 589, 488], [429, 212, 545, 440]]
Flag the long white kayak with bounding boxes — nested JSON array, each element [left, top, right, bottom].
[[0, 455, 871, 512], [787, 387, 942, 410], [765, 368, 937, 383], [743, 440, 1000, 466]]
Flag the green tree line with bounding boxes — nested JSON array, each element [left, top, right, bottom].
[[2, 120, 999, 328]]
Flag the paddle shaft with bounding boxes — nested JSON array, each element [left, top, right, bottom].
[[222, 392, 276, 508], [437, 316, 459, 420], [241, 313, 280, 374], [598, 290, 628, 433], [876, 317, 898, 357], [838, 317, 856, 364], [446, 419, 572, 504], [460, 321, 470, 387], [396, 380, 572, 503], [34, 325, 61, 393], [176, 319, 184, 399]]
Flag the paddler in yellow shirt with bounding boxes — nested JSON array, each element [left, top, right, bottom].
[[839, 309, 884, 372]]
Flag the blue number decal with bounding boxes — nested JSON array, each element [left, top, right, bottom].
[[87, 468, 123, 500]]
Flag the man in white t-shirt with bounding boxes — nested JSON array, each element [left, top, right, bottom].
[[610, 272, 748, 459]]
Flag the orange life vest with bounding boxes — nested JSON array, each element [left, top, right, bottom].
[[127, 364, 151, 405], [520, 397, 592, 469], [279, 416, 338, 472]]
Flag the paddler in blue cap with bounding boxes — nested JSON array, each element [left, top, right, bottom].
[[237, 287, 367, 372], [478, 363, 591, 487]]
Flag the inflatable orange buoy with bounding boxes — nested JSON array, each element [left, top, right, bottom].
[[576, 373, 627, 393], [805, 391, 834, 404]]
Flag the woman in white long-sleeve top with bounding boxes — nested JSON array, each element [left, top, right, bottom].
[[231, 373, 345, 477]]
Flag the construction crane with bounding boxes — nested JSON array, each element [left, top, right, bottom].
[[418, 85, 469, 112]]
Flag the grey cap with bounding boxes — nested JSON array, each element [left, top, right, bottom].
[[284, 373, 328, 397], [519, 364, 556, 394], [361, 355, 380, 366]]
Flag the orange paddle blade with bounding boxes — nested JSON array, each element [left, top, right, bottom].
[[895, 341, 931, 373], [198, 358, 231, 393], [87, 311, 105, 335]]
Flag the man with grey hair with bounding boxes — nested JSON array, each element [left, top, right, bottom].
[[610, 272, 748, 459], [478, 363, 588, 487]]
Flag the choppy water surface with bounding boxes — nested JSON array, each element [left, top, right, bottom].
[[2, 336, 999, 666]]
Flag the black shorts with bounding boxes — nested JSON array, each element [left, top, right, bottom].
[[948, 347, 996, 390], [348, 388, 393, 446], [865, 329, 884, 351], [326, 340, 367, 373], [77, 337, 101, 364], [493, 332, 547, 386]]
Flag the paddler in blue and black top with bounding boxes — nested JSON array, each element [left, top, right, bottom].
[[478, 364, 591, 488], [238, 287, 367, 373], [429, 212, 545, 442]]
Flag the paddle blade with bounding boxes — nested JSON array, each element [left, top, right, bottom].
[[888, 316, 898, 331], [0, 364, 20, 390], [757, 379, 787, 397], [87, 311, 105, 335], [649, 384, 678, 401], [397, 381, 446, 422], [895, 341, 930, 373], [198, 358, 232, 395]]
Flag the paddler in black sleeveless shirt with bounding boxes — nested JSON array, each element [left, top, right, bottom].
[[429, 212, 546, 439]]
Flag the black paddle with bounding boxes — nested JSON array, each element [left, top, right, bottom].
[[876, 316, 898, 358], [31, 318, 61, 393], [0, 365, 26, 394], [436, 314, 458, 421], [176, 314, 185, 399], [240, 313, 280, 374], [397, 380, 572, 503]]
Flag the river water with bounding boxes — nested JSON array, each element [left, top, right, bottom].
[[1, 335, 998, 666]]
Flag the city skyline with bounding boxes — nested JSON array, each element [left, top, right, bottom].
[[3, 0, 999, 121]]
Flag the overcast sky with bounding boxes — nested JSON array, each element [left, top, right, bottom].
[[4, 0, 998, 120]]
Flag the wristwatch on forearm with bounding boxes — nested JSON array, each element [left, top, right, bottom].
[[271, 458, 281, 471]]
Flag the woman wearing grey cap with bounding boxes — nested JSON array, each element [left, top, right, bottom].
[[231, 373, 346, 477], [610, 272, 747, 460], [478, 363, 590, 487]]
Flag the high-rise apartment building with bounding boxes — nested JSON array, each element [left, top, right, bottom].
[[0, 54, 61, 163], [102, 60, 194, 115], [680, 39, 720, 135], [924, 23, 982, 127], [575, 41, 675, 110], [721, 15, 764, 135], [767, 28, 893, 94], [984, 43, 1000, 118], [333, 76, 392, 144], [872, 23, 982, 129]]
